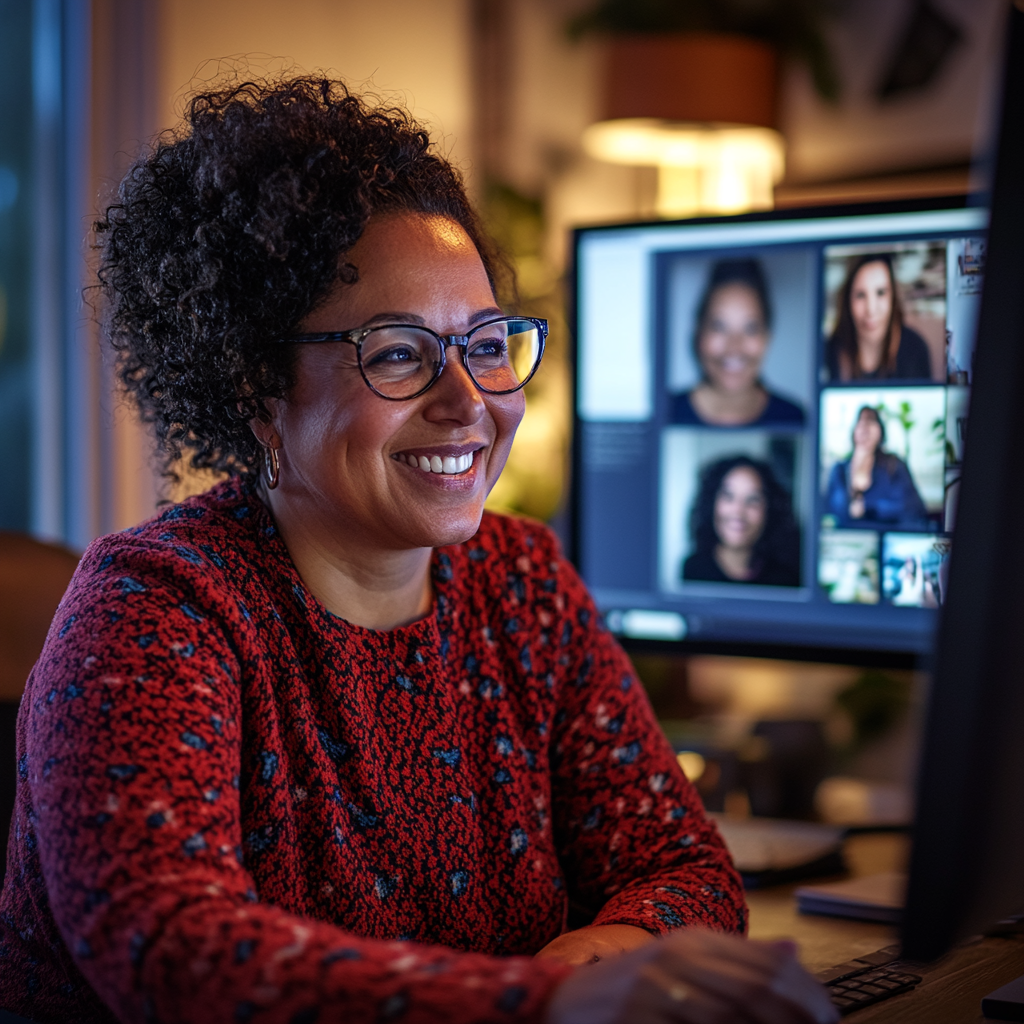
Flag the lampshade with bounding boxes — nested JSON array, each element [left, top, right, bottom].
[[583, 120, 785, 217], [587, 33, 786, 218]]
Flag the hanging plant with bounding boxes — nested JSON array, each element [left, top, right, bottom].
[[568, 0, 841, 102]]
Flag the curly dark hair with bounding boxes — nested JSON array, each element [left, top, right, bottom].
[[688, 454, 800, 573], [96, 75, 504, 481]]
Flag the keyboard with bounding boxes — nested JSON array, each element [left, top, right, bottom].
[[816, 944, 923, 1016]]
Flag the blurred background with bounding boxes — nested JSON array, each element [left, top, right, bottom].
[[0, 0, 1007, 832]]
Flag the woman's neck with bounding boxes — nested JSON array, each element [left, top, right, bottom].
[[714, 544, 756, 581], [849, 447, 876, 492], [260, 485, 433, 631], [857, 332, 886, 373], [690, 382, 769, 425]]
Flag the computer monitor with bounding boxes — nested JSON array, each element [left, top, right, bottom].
[[901, 1, 1024, 965], [570, 196, 988, 666]]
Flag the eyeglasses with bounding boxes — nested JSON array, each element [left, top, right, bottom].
[[282, 316, 547, 401]]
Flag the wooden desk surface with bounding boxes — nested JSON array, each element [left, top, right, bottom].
[[745, 833, 1024, 1022]]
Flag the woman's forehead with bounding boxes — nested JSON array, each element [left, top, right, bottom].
[[722, 466, 763, 490], [853, 261, 891, 286], [302, 212, 494, 332]]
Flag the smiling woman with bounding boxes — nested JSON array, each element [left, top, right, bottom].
[[683, 455, 801, 587], [0, 77, 835, 1024], [670, 259, 806, 427]]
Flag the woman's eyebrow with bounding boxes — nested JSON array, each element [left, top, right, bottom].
[[467, 306, 505, 325], [359, 312, 426, 327], [359, 308, 506, 330]]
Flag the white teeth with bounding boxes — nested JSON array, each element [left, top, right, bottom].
[[401, 451, 476, 475]]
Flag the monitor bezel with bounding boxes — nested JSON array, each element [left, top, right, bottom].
[[566, 193, 983, 669]]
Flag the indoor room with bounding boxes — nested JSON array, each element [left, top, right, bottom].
[[1, 1, 1022, 1022]]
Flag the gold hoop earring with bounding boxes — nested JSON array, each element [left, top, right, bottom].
[[264, 445, 280, 490]]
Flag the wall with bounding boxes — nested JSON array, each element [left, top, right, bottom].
[[158, 0, 473, 171]]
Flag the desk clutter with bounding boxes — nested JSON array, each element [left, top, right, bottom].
[[710, 813, 847, 888], [795, 872, 906, 925]]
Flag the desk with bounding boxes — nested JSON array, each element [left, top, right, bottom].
[[745, 833, 1024, 1022]]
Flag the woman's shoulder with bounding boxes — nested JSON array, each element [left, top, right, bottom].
[[876, 452, 913, 481], [895, 325, 934, 378], [71, 478, 268, 602], [760, 392, 806, 425], [682, 549, 724, 582], [827, 459, 848, 483], [900, 324, 930, 349], [668, 391, 701, 424]]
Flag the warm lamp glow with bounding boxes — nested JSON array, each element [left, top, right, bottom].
[[582, 118, 785, 218], [676, 750, 707, 782]]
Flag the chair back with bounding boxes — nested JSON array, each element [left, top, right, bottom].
[[0, 532, 80, 881], [0, 532, 81, 701]]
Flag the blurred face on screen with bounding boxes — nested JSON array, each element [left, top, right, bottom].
[[697, 284, 769, 395], [713, 467, 767, 552], [850, 261, 893, 350], [853, 409, 884, 454]]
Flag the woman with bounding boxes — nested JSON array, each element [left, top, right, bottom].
[[825, 407, 928, 528], [825, 254, 933, 381], [682, 456, 801, 587], [670, 259, 805, 427], [0, 79, 835, 1024]]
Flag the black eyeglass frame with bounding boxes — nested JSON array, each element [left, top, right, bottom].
[[281, 315, 548, 401]]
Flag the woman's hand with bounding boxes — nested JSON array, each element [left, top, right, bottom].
[[535, 924, 656, 967], [545, 928, 838, 1024]]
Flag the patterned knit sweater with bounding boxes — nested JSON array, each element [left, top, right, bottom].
[[0, 480, 745, 1024]]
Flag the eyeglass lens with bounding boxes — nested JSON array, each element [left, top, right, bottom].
[[359, 319, 542, 399]]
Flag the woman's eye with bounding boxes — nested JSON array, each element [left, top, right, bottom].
[[365, 345, 421, 366], [469, 336, 507, 359]]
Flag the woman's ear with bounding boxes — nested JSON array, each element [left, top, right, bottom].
[[248, 398, 282, 451]]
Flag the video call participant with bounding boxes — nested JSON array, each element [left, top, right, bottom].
[[683, 455, 801, 587], [670, 259, 806, 427], [825, 253, 933, 381], [891, 554, 940, 608], [825, 406, 928, 528]]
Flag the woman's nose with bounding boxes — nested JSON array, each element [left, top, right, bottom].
[[422, 345, 486, 423]]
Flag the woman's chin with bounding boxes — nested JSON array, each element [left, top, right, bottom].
[[719, 535, 755, 553], [708, 375, 759, 396], [414, 505, 488, 550]]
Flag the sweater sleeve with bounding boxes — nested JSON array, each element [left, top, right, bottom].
[[25, 538, 571, 1024], [541, 541, 747, 937]]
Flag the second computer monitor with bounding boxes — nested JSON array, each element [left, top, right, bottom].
[[571, 198, 987, 661]]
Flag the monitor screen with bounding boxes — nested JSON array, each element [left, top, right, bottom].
[[570, 198, 988, 661]]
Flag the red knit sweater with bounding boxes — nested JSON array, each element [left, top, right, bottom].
[[0, 480, 745, 1024]]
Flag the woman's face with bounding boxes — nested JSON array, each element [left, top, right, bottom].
[[713, 467, 767, 551], [264, 211, 524, 552], [852, 410, 883, 453], [697, 283, 769, 395], [849, 261, 893, 347]]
